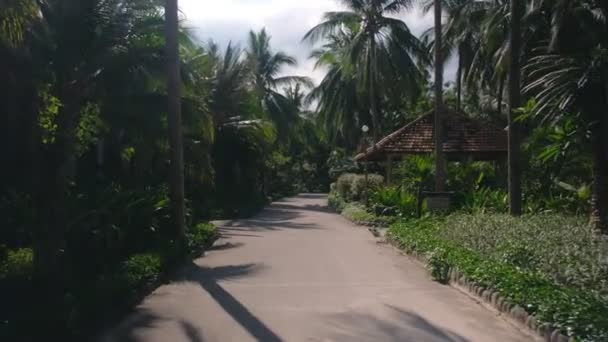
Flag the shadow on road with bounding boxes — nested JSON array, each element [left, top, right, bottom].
[[102, 262, 280, 342], [325, 305, 470, 342], [180, 263, 282, 342]]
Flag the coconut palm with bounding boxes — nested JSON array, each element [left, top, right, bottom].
[[524, 0, 608, 235], [307, 28, 369, 149], [304, 0, 429, 142], [246, 28, 312, 143]]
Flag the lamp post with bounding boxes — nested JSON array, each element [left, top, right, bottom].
[[362, 125, 370, 206]]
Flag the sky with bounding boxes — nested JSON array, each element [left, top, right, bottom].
[[179, 0, 456, 85]]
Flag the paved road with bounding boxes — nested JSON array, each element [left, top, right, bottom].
[[102, 194, 533, 342]]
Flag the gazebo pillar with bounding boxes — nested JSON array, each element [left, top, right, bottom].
[[386, 154, 393, 185]]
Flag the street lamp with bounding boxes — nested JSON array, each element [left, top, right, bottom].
[[362, 125, 370, 206]]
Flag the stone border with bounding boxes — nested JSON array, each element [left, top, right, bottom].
[[383, 233, 574, 342]]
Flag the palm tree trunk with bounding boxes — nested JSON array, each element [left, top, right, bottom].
[[508, 0, 523, 215], [497, 76, 505, 117], [590, 81, 608, 237], [434, 0, 446, 192], [456, 47, 463, 112], [369, 35, 380, 144], [165, 0, 186, 241]]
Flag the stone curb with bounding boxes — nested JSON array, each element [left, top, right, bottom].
[[383, 233, 575, 342]]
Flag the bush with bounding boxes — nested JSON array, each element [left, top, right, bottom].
[[336, 173, 356, 200], [351, 174, 384, 201], [370, 186, 418, 217], [328, 191, 346, 212], [186, 222, 218, 254], [336, 173, 384, 202], [120, 253, 162, 289], [389, 215, 608, 340], [341, 203, 395, 227], [459, 188, 508, 213], [0, 248, 33, 279]]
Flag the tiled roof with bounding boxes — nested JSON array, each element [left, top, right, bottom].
[[356, 107, 507, 161]]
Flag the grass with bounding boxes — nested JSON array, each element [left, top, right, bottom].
[[389, 214, 608, 341]]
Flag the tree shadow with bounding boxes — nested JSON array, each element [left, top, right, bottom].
[[207, 242, 245, 251], [103, 263, 280, 342], [178, 262, 283, 342], [99, 308, 164, 342], [325, 305, 469, 342], [216, 207, 323, 232], [179, 320, 205, 342]]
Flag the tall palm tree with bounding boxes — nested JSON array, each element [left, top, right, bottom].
[[524, 0, 608, 235], [165, 0, 186, 240], [304, 0, 429, 143], [246, 29, 312, 142], [508, 0, 523, 215], [307, 28, 367, 149], [433, 0, 447, 191]]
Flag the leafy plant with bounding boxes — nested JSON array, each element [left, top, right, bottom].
[[120, 253, 162, 289], [186, 222, 219, 254], [389, 214, 608, 340], [0, 248, 33, 279]]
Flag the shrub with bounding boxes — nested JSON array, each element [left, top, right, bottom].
[[186, 222, 219, 254], [336, 173, 384, 202], [351, 174, 384, 201], [336, 173, 356, 199], [341, 203, 395, 227], [459, 188, 508, 213], [120, 253, 162, 289], [389, 215, 608, 340], [0, 248, 33, 279], [328, 191, 346, 212], [371, 186, 418, 217]]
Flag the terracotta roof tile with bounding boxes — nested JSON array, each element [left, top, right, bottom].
[[356, 107, 507, 161]]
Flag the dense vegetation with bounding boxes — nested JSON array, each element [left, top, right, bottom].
[[0, 0, 328, 340], [1, 0, 607, 340]]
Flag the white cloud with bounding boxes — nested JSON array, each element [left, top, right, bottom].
[[179, 0, 455, 85]]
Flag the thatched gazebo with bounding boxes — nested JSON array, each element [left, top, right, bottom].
[[355, 107, 508, 184]]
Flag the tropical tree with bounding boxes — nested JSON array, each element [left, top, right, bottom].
[[433, 0, 447, 191], [246, 29, 312, 142], [507, 0, 523, 215], [307, 28, 367, 149], [524, 0, 608, 234], [304, 0, 429, 143], [165, 0, 186, 241]]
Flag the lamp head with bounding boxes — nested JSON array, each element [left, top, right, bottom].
[[362, 125, 370, 133]]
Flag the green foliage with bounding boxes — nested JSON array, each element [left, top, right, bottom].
[[460, 188, 508, 213], [370, 186, 417, 217], [341, 203, 395, 227], [0, 248, 33, 279], [120, 253, 162, 289], [336, 173, 384, 202], [394, 155, 434, 192], [390, 214, 608, 340], [186, 223, 218, 254], [327, 150, 358, 179], [327, 190, 346, 212]]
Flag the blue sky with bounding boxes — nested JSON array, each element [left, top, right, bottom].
[[179, 0, 456, 85]]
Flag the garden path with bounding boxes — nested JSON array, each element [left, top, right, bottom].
[[101, 194, 534, 342]]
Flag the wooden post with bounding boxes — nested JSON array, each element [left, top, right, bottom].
[[386, 154, 393, 185]]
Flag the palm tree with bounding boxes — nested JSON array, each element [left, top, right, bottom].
[[246, 29, 312, 142], [508, 0, 523, 215], [304, 0, 429, 143], [433, 0, 447, 192], [307, 28, 367, 149], [165, 0, 186, 240], [524, 0, 608, 235]]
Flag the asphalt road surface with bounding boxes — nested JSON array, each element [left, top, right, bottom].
[[101, 194, 533, 342]]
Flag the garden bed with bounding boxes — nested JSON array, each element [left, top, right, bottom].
[[388, 214, 608, 341]]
